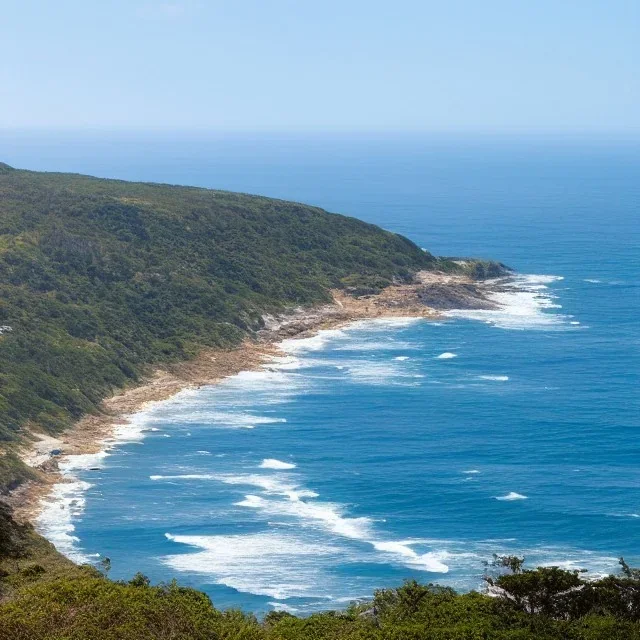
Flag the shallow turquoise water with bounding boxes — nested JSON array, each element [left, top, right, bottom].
[[7, 135, 639, 615]]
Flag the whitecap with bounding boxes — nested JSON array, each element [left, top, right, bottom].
[[234, 494, 266, 508], [463, 470, 481, 474], [495, 492, 528, 501], [335, 340, 417, 352], [478, 375, 509, 381], [394, 356, 410, 361], [436, 352, 457, 359], [260, 458, 297, 470], [372, 540, 449, 573], [150, 474, 216, 481], [144, 407, 287, 429], [225, 475, 369, 538], [342, 360, 419, 386]]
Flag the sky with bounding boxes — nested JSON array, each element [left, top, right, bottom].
[[1, 0, 638, 133]]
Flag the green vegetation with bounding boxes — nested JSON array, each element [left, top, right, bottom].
[[1, 510, 640, 639], [0, 162, 505, 486]]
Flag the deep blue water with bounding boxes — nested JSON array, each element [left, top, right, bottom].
[[4, 133, 639, 615]]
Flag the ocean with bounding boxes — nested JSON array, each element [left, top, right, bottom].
[[4, 133, 639, 615]]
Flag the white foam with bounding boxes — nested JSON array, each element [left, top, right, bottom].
[[335, 340, 417, 352], [342, 360, 420, 386], [220, 369, 309, 399], [265, 355, 306, 371], [36, 481, 93, 563], [495, 492, 528, 501], [150, 474, 216, 481], [268, 602, 299, 613], [394, 356, 409, 361], [279, 319, 421, 357], [445, 274, 575, 331], [214, 473, 454, 574], [234, 494, 266, 508], [463, 469, 481, 474], [584, 279, 601, 283], [280, 329, 347, 353], [349, 317, 422, 329], [223, 474, 369, 538], [163, 532, 341, 599], [144, 407, 287, 429], [58, 451, 109, 474], [479, 375, 509, 381], [436, 352, 457, 359], [372, 541, 449, 572], [109, 419, 148, 443], [259, 458, 297, 470]]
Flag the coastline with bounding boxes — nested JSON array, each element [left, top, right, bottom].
[[10, 271, 494, 536]]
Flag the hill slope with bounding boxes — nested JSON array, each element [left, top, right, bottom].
[[0, 163, 476, 450]]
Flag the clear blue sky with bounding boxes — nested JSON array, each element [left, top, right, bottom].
[[1, 0, 638, 133]]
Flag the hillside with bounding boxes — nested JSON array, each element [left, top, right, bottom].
[[0, 164, 436, 442], [0, 163, 507, 488]]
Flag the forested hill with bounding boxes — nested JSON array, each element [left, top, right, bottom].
[[0, 162, 477, 452]]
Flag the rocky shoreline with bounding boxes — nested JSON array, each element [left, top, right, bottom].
[[9, 270, 504, 527]]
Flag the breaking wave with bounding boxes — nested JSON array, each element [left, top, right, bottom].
[[444, 274, 577, 331], [259, 458, 297, 470], [495, 492, 528, 501]]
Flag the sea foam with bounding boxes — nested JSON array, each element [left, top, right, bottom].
[[259, 458, 297, 470], [495, 492, 528, 501], [444, 274, 575, 331], [163, 532, 341, 600], [36, 480, 94, 563]]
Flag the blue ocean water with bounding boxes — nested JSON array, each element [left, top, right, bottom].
[[5, 133, 639, 615]]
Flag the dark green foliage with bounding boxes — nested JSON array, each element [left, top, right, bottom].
[[0, 165, 447, 457], [1, 537, 640, 640], [0, 575, 254, 640], [0, 502, 29, 563], [4, 568, 640, 639], [0, 454, 36, 495], [443, 257, 512, 279]]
